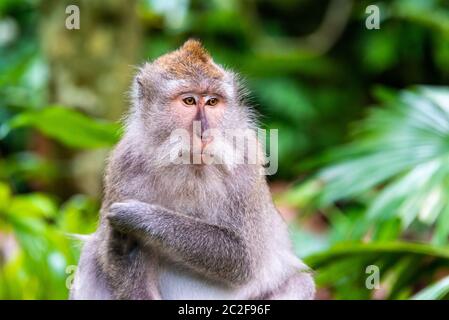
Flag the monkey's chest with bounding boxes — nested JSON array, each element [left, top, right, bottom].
[[158, 263, 236, 300]]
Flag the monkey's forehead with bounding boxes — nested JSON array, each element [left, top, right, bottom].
[[163, 78, 234, 98]]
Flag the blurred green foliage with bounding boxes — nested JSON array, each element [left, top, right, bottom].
[[1, 0, 449, 299], [0, 182, 98, 299], [2, 106, 121, 149]]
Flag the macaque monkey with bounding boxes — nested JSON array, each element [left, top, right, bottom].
[[70, 39, 315, 300]]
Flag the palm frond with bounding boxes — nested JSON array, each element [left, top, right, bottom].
[[285, 86, 449, 243]]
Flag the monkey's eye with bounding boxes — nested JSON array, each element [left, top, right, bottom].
[[207, 98, 218, 106], [183, 97, 196, 105]]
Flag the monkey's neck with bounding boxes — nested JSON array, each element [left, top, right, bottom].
[[142, 164, 227, 217]]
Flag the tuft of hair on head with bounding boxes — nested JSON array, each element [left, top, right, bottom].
[[154, 38, 224, 79], [179, 39, 211, 63]]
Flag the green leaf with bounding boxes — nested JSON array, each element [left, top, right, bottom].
[[8, 193, 58, 219], [412, 275, 449, 300], [3, 106, 121, 149], [0, 181, 11, 212], [289, 86, 449, 242], [305, 241, 449, 299], [306, 241, 449, 268]]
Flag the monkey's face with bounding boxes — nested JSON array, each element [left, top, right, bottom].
[[173, 92, 224, 129], [163, 78, 244, 167], [133, 40, 258, 170], [170, 82, 227, 146], [138, 75, 254, 170]]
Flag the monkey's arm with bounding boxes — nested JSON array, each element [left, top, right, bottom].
[[107, 200, 253, 285]]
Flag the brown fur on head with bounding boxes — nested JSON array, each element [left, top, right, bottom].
[[130, 39, 252, 127], [133, 39, 233, 104], [154, 39, 224, 79]]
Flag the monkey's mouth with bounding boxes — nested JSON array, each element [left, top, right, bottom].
[[169, 135, 239, 168], [187, 139, 217, 164], [189, 152, 215, 165]]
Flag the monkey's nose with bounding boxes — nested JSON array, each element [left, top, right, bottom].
[[201, 135, 213, 149]]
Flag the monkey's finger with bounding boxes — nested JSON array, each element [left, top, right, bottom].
[[107, 204, 135, 231]]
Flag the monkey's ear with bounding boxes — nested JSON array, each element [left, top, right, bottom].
[[133, 74, 144, 100], [136, 74, 144, 90], [134, 63, 152, 97]]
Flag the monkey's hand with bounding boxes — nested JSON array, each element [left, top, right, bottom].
[[107, 200, 253, 286], [107, 200, 161, 234]]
